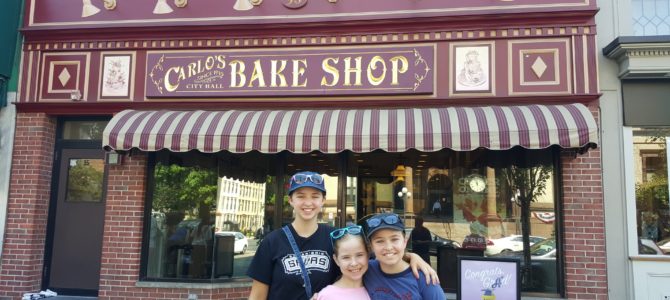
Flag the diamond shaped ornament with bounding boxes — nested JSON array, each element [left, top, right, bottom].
[[58, 68, 72, 86], [531, 57, 547, 78]]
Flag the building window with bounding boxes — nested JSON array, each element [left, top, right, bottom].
[[65, 158, 105, 203], [633, 0, 670, 35], [632, 128, 670, 255], [62, 120, 107, 140], [144, 151, 274, 280], [351, 149, 560, 294], [141, 148, 563, 294]]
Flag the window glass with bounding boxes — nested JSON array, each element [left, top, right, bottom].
[[143, 148, 562, 293], [62, 121, 108, 140], [632, 128, 670, 255], [65, 158, 105, 202], [632, 0, 670, 36], [145, 151, 273, 280], [351, 149, 559, 294]]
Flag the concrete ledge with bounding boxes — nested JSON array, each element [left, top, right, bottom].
[[135, 280, 252, 289]]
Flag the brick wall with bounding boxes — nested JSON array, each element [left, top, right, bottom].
[[561, 146, 608, 299], [0, 113, 55, 298], [99, 153, 250, 300]]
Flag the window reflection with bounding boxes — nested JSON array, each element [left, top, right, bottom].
[[62, 121, 107, 140], [352, 150, 558, 293], [66, 158, 104, 203], [146, 151, 273, 280], [143, 148, 562, 293], [633, 128, 670, 255]]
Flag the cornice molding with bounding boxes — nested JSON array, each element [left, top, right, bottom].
[[605, 43, 670, 60], [603, 37, 670, 79], [23, 25, 596, 52]]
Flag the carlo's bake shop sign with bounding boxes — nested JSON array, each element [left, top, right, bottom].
[[146, 45, 434, 98]]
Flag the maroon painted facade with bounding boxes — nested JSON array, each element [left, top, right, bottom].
[[2, 0, 606, 299], [27, 0, 596, 28]]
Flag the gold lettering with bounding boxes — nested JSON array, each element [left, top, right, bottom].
[[248, 60, 267, 87], [343, 56, 363, 86], [320, 57, 339, 87], [229, 60, 246, 88], [205, 56, 216, 70], [216, 55, 226, 69], [390, 56, 409, 85], [292, 59, 308, 87], [187, 62, 198, 78], [271, 60, 288, 87], [366, 56, 387, 86], [164, 66, 184, 92]]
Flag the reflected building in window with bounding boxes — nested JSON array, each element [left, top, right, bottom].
[[216, 177, 266, 235]]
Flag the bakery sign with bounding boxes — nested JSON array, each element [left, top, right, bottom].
[[146, 45, 434, 98]]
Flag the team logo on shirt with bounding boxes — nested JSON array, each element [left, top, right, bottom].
[[281, 250, 330, 274]]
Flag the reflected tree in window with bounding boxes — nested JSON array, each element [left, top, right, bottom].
[[502, 164, 552, 289], [153, 164, 218, 214], [66, 159, 104, 202]]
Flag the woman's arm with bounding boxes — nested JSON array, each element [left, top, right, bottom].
[[248, 279, 269, 300], [405, 252, 439, 285]]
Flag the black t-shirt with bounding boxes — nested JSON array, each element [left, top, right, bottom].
[[247, 223, 338, 300], [411, 226, 431, 256]]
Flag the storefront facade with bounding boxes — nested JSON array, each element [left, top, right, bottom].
[[1, 1, 606, 299]]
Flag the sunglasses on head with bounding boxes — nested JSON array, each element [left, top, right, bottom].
[[330, 225, 363, 241], [366, 214, 400, 229], [291, 173, 324, 185]]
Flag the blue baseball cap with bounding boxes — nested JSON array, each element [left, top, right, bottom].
[[288, 171, 326, 195], [363, 213, 405, 239]]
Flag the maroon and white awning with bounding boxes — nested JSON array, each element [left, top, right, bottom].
[[102, 104, 598, 154]]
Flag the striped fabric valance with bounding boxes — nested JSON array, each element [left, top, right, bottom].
[[102, 104, 598, 154]]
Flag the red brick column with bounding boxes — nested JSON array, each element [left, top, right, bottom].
[[99, 154, 250, 300], [98, 154, 148, 299], [0, 113, 56, 298], [561, 147, 608, 299]]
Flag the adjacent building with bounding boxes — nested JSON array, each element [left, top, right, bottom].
[[598, 0, 670, 298], [0, 0, 23, 259]]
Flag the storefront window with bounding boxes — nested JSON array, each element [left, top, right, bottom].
[[351, 149, 559, 293], [142, 148, 561, 293], [632, 128, 670, 255], [144, 151, 273, 280]]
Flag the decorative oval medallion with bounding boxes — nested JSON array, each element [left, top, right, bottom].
[[174, 0, 187, 8], [282, 0, 307, 9]]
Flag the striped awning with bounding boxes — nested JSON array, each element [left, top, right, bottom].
[[102, 103, 598, 154]]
